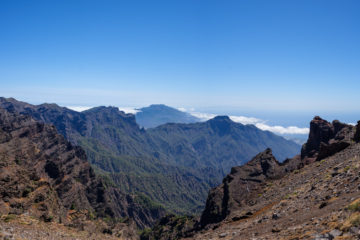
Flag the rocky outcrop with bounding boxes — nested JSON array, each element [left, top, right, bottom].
[[282, 154, 302, 172], [301, 116, 355, 164], [354, 121, 360, 142], [200, 148, 284, 227], [0, 107, 164, 229], [140, 213, 200, 240]]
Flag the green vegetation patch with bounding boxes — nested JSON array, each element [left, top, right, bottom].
[[134, 193, 165, 211], [347, 201, 360, 212], [4, 214, 16, 222]]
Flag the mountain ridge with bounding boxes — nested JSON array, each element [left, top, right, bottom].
[[0, 97, 301, 215]]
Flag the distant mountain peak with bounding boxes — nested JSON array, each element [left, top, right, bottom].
[[210, 115, 231, 121], [135, 104, 201, 128]]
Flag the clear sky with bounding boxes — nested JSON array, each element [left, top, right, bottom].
[[1, 0, 359, 134]]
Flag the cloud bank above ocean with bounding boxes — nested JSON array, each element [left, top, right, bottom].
[[189, 111, 309, 135]]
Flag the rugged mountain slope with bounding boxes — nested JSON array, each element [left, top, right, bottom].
[[0, 97, 217, 214], [187, 140, 360, 239], [135, 104, 201, 128], [0, 106, 164, 230], [141, 118, 360, 240], [0, 97, 300, 214], [149, 116, 301, 171]]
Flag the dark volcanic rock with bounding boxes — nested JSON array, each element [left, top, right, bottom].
[[200, 148, 284, 227], [301, 116, 355, 164], [282, 154, 301, 172], [0, 107, 164, 229], [140, 213, 200, 240], [354, 121, 360, 142]]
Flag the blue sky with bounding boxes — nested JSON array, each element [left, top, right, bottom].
[[1, 0, 359, 135]]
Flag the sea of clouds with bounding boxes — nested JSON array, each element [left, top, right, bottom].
[[186, 110, 309, 135]]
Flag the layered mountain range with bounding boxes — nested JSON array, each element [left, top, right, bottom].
[[1, 95, 359, 239], [0, 97, 300, 215]]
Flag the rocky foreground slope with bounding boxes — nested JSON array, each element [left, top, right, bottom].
[[0, 106, 166, 239], [141, 117, 360, 240]]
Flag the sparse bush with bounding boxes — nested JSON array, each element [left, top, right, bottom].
[[267, 183, 273, 187], [293, 170, 299, 174], [347, 202, 360, 212], [23, 188, 31, 197], [70, 203, 76, 210], [344, 166, 350, 172], [89, 210, 95, 220], [4, 214, 16, 222], [351, 215, 360, 227]]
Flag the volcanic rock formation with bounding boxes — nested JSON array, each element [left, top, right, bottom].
[[200, 148, 284, 227], [301, 116, 355, 165]]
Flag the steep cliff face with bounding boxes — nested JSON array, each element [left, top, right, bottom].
[[301, 116, 355, 165], [0, 107, 164, 229], [200, 148, 284, 227]]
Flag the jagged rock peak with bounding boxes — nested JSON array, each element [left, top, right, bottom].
[[230, 148, 281, 179], [301, 116, 355, 165]]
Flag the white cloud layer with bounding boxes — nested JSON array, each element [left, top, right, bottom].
[[189, 112, 309, 135], [118, 107, 142, 114], [255, 123, 310, 134], [66, 106, 93, 112], [178, 108, 187, 112], [349, 123, 357, 126]]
